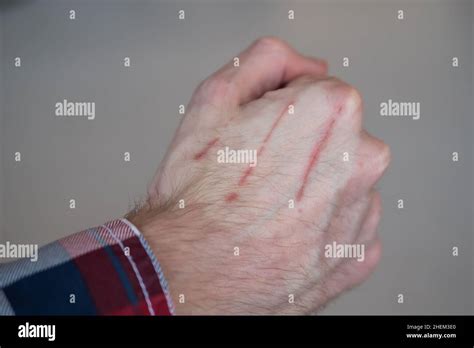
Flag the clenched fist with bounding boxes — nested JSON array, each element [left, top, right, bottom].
[[128, 37, 391, 314]]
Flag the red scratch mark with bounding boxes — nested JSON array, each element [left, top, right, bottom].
[[296, 118, 336, 202], [225, 192, 239, 202], [194, 137, 219, 160], [238, 167, 254, 186], [238, 102, 293, 186], [261, 103, 291, 144]]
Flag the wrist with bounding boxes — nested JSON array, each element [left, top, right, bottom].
[[125, 202, 180, 272], [126, 200, 198, 314]]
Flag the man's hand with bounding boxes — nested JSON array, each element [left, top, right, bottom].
[[128, 37, 391, 314]]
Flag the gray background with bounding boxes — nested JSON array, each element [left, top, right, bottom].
[[0, 0, 472, 315]]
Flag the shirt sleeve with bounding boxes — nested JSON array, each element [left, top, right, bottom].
[[0, 218, 175, 315]]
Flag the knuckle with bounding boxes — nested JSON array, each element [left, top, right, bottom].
[[372, 191, 382, 214], [330, 79, 361, 104], [379, 142, 391, 170], [253, 36, 289, 53], [318, 76, 341, 91], [338, 84, 363, 114], [319, 78, 363, 115], [355, 136, 391, 182], [346, 87, 363, 110], [366, 240, 382, 269], [369, 191, 383, 224], [335, 84, 363, 131], [372, 141, 391, 174], [373, 202, 383, 227], [196, 76, 234, 103], [296, 75, 321, 86], [286, 75, 320, 90]]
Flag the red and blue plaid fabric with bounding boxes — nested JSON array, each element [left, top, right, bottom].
[[0, 219, 174, 315]]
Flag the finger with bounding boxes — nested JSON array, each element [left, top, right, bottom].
[[355, 190, 382, 245], [306, 237, 382, 313], [327, 192, 373, 244], [307, 191, 383, 312], [320, 190, 374, 271], [193, 37, 328, 107], [343, 130, 391, 201]]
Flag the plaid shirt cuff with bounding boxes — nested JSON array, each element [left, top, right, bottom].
[[0, 218, 175, 315]]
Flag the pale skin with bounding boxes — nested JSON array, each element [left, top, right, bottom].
[[128, 37, 391, 314]]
